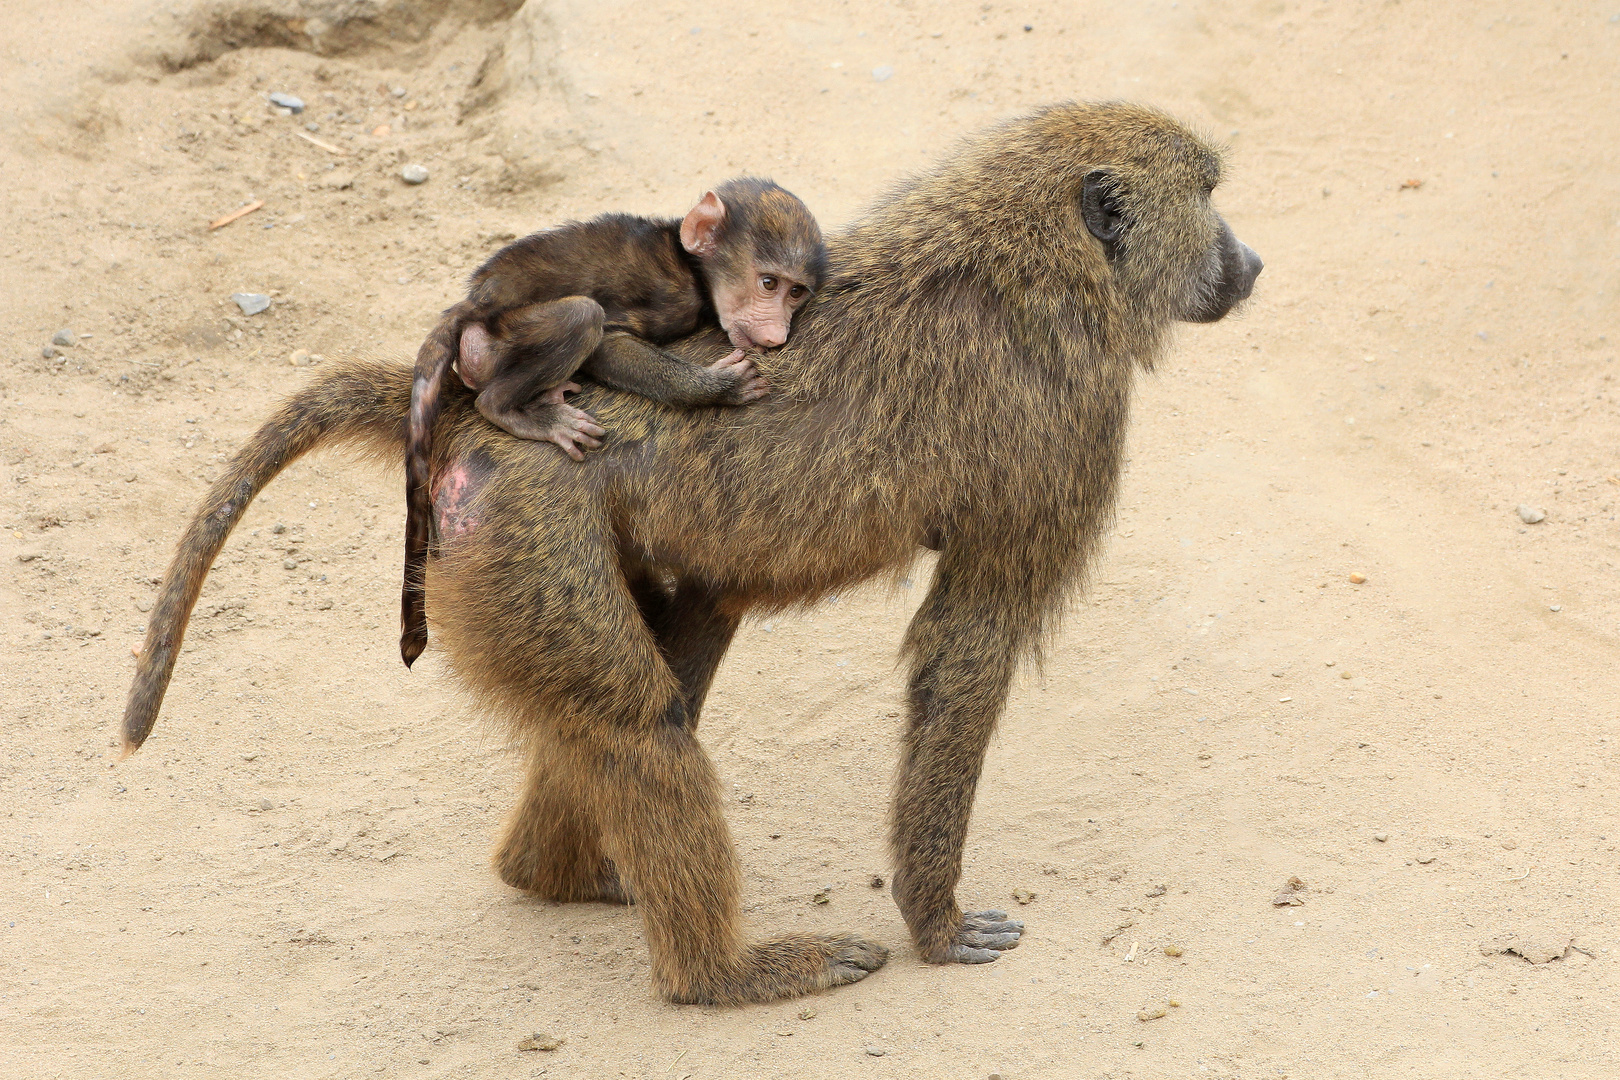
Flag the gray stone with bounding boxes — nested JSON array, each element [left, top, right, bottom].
[[401, 164, 430, 185], [51, 328, 76, 346], [864, 1047, 887, 1057], [1516, 504, 1545, 524], [41, 345, 57, 359], [871, 65, 895, 82], [232, 293, 271, 316], [268, 92, 304, 113]]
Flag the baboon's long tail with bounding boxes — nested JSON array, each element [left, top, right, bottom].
[[402, 301, 475, 670], [120, 357, 412, 757]]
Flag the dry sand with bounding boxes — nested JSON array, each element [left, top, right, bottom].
[[3, 2, 1618, 1077]]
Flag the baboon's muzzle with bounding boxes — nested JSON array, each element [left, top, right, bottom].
[[1184, 224, 1263, 323]]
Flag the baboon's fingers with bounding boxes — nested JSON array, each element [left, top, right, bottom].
[[963, 911, 1024, 934], [942, 943, 1004, 964], [961, 931, 1020, 950], [708, 348, 750, 371]]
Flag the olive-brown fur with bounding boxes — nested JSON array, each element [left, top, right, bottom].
[[122, 102, 1259, 1005]]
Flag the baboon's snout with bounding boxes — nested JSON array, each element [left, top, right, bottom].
[[1232, 241, 1263, 305]]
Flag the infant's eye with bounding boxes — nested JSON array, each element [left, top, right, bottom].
[[788, 284, 806, 300], [760, 276, 779, 292]]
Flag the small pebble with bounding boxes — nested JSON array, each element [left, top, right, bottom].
[[1374, 832, 1389, 842], [871, 65, 895, 81], [259, 798, 273, 810], [42, 345, 58, 359], [1137, 1007, 1167, 1022], [135, 598, 153, 612], [865, 1046, 887, 1057], [401, 163, 430, 185], [1340, 670, 1352, 679], [1168, 998, 1181, 1007], [1516, 504, 1546, 524], [232, 293, 271, 316], [869, 874, 884, 889], [515, 1033, 563, 1052], [1348, 572, 1367, 584], [283, 559, 298, 570], [268, 92, 305, 113], [812, 887, 831, 905], [51, 328, 77, 346], [1549, 605, 1562, 612], [1012, 888, 1035, 905], [271, 523, 286, 534], [1416, 854, 1435, 865], [798, 1008, 816, 1020], [289, 348, 311, 367], [1163, 944, 1183, 957]]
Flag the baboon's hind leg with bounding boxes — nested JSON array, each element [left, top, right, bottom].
[[494, 738, 632, 904], [475, 547, 886, 1002]]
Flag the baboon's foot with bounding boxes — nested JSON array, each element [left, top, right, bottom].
[[474, 396, 605, 460], [494, 848, 633, 905], [665, 933, 889, 1005], [919, 910, 1025, 965]]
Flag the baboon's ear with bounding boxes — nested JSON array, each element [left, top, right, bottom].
[[1080, 171, 1126, 247], [680, 191, 728, 258]]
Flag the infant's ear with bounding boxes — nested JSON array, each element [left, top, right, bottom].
[[680, 191, 728, 258]]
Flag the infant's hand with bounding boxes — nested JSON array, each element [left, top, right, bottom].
[[707, 349, 770, 405]]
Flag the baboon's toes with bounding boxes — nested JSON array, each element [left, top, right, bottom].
[[826, 935, 889, 985]]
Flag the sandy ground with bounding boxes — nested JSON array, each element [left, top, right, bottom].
[[3, 1, 1619, 1077]]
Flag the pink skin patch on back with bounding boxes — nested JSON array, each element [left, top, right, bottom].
[[432, 459, 488, 539]]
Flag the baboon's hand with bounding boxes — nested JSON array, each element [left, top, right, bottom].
[[941, 910, 1025, 964], [707, 348, 770, 404], [545, 405, 606, 462], [538, 381, 583, 406]]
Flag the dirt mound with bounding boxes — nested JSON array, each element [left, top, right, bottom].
[[140, 0, 524, 71]]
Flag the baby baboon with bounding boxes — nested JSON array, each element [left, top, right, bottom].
[[123, 102, 1260, 1005], [403, 178, 826, 666]]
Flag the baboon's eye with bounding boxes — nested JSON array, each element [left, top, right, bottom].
[[760, 275, 779, 292], [788, 284, 807, 300]]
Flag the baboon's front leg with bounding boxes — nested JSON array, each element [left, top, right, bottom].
[[890, 565, 1029, 964]]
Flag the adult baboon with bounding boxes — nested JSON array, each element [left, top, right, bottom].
[[123, 102, 1262, 1005]]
